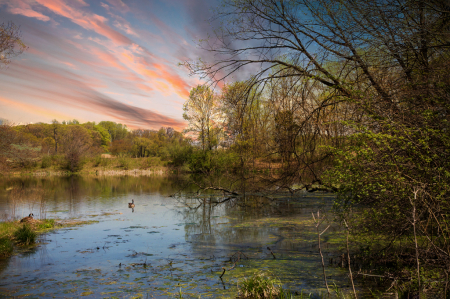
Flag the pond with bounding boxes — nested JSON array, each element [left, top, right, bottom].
[[0, 175, 356, 298]]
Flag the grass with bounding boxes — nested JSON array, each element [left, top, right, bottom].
[[0, 236, 13, 256], [238, 271, 282, 299], [236, 271, 314, 299]]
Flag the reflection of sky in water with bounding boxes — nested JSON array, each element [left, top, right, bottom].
[[0, 176, 355, 298]]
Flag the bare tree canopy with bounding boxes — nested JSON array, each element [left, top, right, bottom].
[[186, 0, 450, 101], [0, 21, 27, 67]]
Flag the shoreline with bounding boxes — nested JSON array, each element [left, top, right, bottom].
[[3, 167, 178, 177]]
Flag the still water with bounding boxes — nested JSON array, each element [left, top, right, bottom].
[[0, 175, 350, 298]]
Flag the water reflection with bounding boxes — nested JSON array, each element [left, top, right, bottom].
[[0, 175, 353, 298], [0, 175, 187, 220]]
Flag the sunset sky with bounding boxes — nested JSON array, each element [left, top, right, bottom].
[[0, 0, 220, 131]]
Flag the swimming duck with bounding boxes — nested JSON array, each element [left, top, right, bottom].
[[128, 199, 135, 208], [20, 213, 34, 223]]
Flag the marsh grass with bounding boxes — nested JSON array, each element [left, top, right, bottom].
[[13, 224, 36, 245], [0, 236, 13, 257], [238, 271, 282, 299]]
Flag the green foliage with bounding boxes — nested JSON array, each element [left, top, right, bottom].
[[97, 121, 128, 142], [93, 125, 111, 151], [187, 149, 239, 173], [0, 236, 13, 257], [41, 155, 52, 168], [118, 157, 131, 170], [325, 109, 450, 292], [13, 224, 36, 245], [167, 144, 193, 167]]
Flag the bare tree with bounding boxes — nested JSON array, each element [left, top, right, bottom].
[[183, 85, 222, 151], [0, 22, 27, 68]]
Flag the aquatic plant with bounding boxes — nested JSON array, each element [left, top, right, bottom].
[[13, 224, 36, 245]]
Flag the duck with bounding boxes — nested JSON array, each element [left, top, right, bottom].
[[20, 213, 34, 223], [128, 199, 135, 208]]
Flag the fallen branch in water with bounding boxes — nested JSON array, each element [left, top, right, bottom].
[[267, 247, 276, 259], [220, 267, 226, 279], [220, 251, 249, 278], [196, 185, 239, 196]]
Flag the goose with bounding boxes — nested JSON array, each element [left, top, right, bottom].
[[128, 199, 135, 208], [20, 213, 34, 223]]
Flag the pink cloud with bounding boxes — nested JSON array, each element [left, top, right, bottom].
[[90, 47, 127, 71], [34, 0, 133, 46], [2, 0, 50, 21]]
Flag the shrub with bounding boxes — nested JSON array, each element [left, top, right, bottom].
[[118, 157, 130, 170], [238, 271, 281, 299], [61, 154, 87, 172], [100, 158, 110, 167], [167, 144, 193, 167], [93, 156, 102, 167], [188, 150, 239, 174], [14, 224, 37, 245], [41, 155, 52, 168]]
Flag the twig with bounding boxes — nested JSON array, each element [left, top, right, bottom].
[[411, 188, 421, 289], [312, 210, 330, 294], [220, 267, 226, 278], [344, 219, 357, 299]]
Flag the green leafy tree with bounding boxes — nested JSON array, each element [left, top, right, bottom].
[[93, 125, 111, 152], [98, 121, 128, 142]]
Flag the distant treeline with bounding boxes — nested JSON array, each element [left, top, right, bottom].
[[0, 120, 192, 172]]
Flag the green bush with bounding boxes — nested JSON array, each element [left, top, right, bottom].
[[14, 224, 36, 245], [41, 155, 52, 168], [188, 150, 239, 173], [167, 144, 193, 167], [93, 156, 102, 167], [118, 157, 130, 170]]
